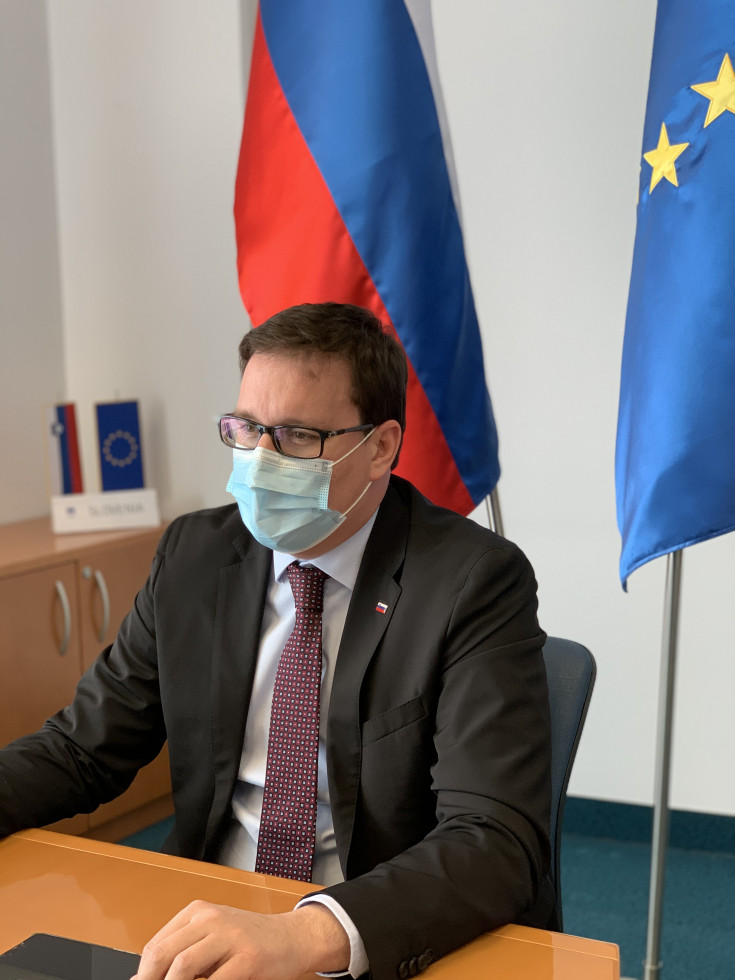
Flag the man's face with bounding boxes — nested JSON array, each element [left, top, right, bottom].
[[234, 351, 377, 554]]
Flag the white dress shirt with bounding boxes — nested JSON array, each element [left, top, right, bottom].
[[214, 513, 377, 977]]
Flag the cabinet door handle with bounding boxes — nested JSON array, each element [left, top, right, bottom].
[[92, 569, 110, 642], [54, 579, 71, 656]]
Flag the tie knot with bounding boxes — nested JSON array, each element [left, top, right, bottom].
[[286, 562, 328, 613]]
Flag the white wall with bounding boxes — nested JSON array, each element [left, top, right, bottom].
[[0, 0, 65, 518], [432, 0, 735, 817], [46, 0, 250, 514], [2, 0, 734, 818]]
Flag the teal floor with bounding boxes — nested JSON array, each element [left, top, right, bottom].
[[121, 820, 735, 980], [561, 833, 735, 979]]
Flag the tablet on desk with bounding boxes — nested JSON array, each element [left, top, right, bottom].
[[0, 934, 139, 980]]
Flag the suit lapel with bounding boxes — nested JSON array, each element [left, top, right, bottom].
[[203, 529, 271, 856], [327, 480, 409, 872]]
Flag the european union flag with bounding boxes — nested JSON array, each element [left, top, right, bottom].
[[96, 400, 145, 491], [615, 0, 735, 587]]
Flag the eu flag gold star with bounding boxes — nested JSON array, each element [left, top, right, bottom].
[[691, 53, 735, 126], [643, 123, 689, 192]]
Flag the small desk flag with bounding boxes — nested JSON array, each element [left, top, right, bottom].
[[615, 0, 735, 587], [96, 400, 145, 491], [45, 403, 83, 495], [234, 0, 499, 515]]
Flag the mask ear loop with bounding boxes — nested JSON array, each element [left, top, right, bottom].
[[330, 427, 376, 518], [340, 480, 372, 519], [331, 427, 375, 466]]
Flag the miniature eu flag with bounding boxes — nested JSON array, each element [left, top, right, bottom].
[[96, 400, 145, 491]]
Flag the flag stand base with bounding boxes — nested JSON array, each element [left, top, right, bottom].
[[50, 488, 160, 534]]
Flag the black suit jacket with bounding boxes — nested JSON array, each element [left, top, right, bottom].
[[0, 477, 554, 978]]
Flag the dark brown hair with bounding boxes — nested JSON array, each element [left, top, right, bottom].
[[239, 303, 407, 465]]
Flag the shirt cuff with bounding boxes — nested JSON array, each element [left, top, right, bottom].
[[295, 894, 369, 978]]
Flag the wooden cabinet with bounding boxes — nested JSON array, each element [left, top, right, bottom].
[[0, 517, 172, 840]]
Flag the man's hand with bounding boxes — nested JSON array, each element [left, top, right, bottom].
[[131, 900, 351, 980]]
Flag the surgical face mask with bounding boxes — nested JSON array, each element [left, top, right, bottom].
[[226, 429, 373, 553]]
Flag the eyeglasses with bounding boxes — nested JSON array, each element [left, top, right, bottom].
[[218, 415, 374, 460]]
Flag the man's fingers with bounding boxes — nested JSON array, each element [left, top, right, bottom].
[[140, 900, 207, 948], [150, 936, 229, 980], [133, 903, 228, 980], [131, 900, 347, 980]]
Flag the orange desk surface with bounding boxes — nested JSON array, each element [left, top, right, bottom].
[[0, 830, 619, 980]]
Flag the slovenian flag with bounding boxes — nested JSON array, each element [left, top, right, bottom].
[[234, 0, 499, 515], [45, 403, 83, 495]]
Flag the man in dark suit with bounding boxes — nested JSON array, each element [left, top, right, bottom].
[[0, 303, 553, 979]]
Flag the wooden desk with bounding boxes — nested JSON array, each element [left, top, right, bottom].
[[0, 830, 619, 979]]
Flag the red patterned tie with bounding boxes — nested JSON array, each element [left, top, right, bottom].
[[255, 562, 327, 881]]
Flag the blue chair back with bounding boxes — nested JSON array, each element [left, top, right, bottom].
[[542, 636, 596, 931]]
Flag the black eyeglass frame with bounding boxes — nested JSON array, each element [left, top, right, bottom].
[[218, 414, 375, 460]]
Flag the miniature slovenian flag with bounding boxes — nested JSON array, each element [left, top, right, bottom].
[[45, 403, 83, 494], [96, 400, 145, 491]]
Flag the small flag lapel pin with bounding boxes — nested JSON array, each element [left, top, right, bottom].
[[375, 601, 388, 614]]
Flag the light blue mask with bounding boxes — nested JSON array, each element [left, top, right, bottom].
[[226, 433, 372, 553]]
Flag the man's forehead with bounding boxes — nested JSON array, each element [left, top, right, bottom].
[[237, 350, 358, 421], [245, 349, 347, 380]]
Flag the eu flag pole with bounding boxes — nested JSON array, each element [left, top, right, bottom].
[[615, 3, 735, 976], [234, 0, 500, 522]]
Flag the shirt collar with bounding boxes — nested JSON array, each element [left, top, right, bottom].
[[273, 511, 378, 592]]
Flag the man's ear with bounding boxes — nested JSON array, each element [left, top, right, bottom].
[[369, 420, 403, 479]]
